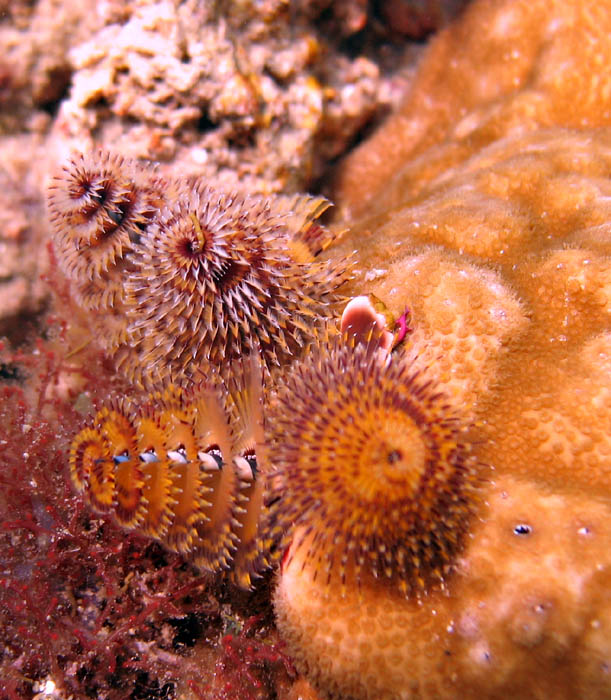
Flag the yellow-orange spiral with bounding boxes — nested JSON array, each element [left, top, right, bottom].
[[69, 367, 270, 589], [267, 336, 483, 596]]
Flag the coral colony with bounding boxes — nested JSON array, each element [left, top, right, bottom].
[[5, 0, 611, 695], [269, 0, 611, 697]]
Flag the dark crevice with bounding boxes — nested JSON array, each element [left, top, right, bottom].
[[196, 110, 217, 133], [36, 66, 72, 117]]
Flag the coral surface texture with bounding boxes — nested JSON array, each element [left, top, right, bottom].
[[274, 0, 611, 698]]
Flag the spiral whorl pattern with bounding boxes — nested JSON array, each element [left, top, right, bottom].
[[47, 151, 171, 354], [267, 336, 482, 596], [122, 181, 350, 386], [47, 151, 163, 283], [69, 369, 271, 589], [47, 151, 350, 386]]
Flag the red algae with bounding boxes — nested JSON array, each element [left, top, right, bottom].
[[0, 324, 264, 698]]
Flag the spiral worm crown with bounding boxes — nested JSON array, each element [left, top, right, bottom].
[[267, 336, 482, 596], [122, 181, 351, 386], [47, 151, 351, 386], [47, 151, 163, 283], [69, 369, 271, 589]]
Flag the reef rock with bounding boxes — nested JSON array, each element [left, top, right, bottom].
[[51, 0, 395, 193], [274, 0, 611, 698], [0, 0, 400, 330]]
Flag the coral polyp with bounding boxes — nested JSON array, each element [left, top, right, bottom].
[[69, 369, 271, 589], [122, 181, 350, 386], [267, 335, 482, 596]]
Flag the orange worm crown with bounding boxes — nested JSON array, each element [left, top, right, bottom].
[[266, 334, 483, 597], [69, 362, 272, 589], [68, 319, 483, 597]]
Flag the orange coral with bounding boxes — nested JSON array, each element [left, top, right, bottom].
[[272, 0, 611, 696], [275, 475, 611, 699], [47, 2, 611, 694], [334, 1, 611, 222]]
